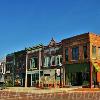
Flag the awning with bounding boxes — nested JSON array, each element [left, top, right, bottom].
[[92, 62, 100, 72], [65, 63, 90, 73]]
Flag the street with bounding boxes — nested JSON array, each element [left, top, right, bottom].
[[0, 90, 100, 100]]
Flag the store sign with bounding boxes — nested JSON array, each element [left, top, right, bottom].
[[44, 47, 60, 54], [44, 70, 50, 74], [56, 69, 60, 76]]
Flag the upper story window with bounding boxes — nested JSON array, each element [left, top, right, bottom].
[[44, 57, 50, 67], [30, 57, 37, 69], [83, 44, 87, 59], [92, 46, 96, 59], [72, 47, 79, 60], [44, 55, 62, 67], [51, 56, 56, 66], [98, 47, 100, 59], [56, 55, 62, 66], [65, 48, 68, 61]]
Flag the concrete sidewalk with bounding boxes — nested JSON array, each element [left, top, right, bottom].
[[2, 87, 82, 94]]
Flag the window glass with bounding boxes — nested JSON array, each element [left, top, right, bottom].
[[65, 48, 68, 61], [44, 57, 50, 67], [98, 47, 100, 59], [72, 47, 79, 60], [30, 57, 37, 68], [56, 56, 59, 65], [83, 45, 87, 59], [92, 46, 96, 58], [51, 56, 56, 65]]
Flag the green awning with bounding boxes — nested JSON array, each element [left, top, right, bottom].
[[92, 62, 100, 72], [65, 63, 90, 73]]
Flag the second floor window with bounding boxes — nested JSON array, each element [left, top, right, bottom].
[[92, 46, 96, 58], [30, 57, 37, 68], [65, 48, 68, 61], [44, 57, 50, 67], [98, 47, 100, 59], [83, 45, 87, 59], [72, 47, 79, 60], [56, 55, 62, 66], [51, 56, 56, 66]]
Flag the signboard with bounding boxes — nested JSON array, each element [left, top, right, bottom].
[[56, 69, 60, 76], [44, 70, 50, 74]]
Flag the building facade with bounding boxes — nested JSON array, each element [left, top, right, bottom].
[[62, 32, 100, 87], [14, 50, 26, 87], [41, 38, 63, 87], [6, 50, 26, 87], [5, 32, 100, 88], [26, 44, 43, 87], [0, 59, 6, 83]]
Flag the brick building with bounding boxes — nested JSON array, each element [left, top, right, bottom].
[[5, 32, 100, 88], [6, 53, 15, 86], [25, 44, 44, 87], [6, 50, 26, 87], [41, 38, 63, 86], [14, 50, 26, 87], [62, 32, 100, 87]]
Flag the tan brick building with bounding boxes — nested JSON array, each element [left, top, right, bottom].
[[62, 32, 100, 87]]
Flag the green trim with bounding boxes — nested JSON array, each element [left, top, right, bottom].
[[65, 63, 90, 73]]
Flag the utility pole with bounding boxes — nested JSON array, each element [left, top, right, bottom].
[[39, 49, 41, 87], [25, 52, 28, 87]]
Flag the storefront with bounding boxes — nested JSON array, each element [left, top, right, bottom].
[[27, 70, 43, 87], [65, 63, 90, 86], [41, 68, 63, 86]]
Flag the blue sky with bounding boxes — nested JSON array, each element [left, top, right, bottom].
[[0, 0, 100, 59]]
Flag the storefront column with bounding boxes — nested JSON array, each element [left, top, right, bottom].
[[31, 74, 32, 87], [63, 66, 65, 86], [90, 62, 93, 88]]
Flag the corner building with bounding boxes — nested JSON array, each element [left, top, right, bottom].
[[62, 32, 100, 87]]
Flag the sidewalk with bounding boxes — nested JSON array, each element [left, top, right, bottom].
[[2, 86, 82, 94]]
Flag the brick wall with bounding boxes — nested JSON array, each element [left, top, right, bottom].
[[62, 33, 90, 64]]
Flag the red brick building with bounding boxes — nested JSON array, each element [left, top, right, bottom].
[[26, 44, 44, 87], [42, 38, 63, 86], [62, 32, 100, 87]]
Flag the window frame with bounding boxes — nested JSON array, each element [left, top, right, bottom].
[[72, 46, 79, 60], [92, 45, 96, 59]]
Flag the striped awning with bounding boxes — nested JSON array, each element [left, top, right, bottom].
[[92, 62, 100, 72]]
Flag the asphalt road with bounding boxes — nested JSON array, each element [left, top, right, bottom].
[[0, 91, 100, 100]]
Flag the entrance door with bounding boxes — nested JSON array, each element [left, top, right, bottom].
[[71, 72, 82, 86], [76, 72, 82, 86], [27, 74, 31, 87]]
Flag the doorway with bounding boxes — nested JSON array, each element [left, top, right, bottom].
[[27, 74, 31, 87]]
